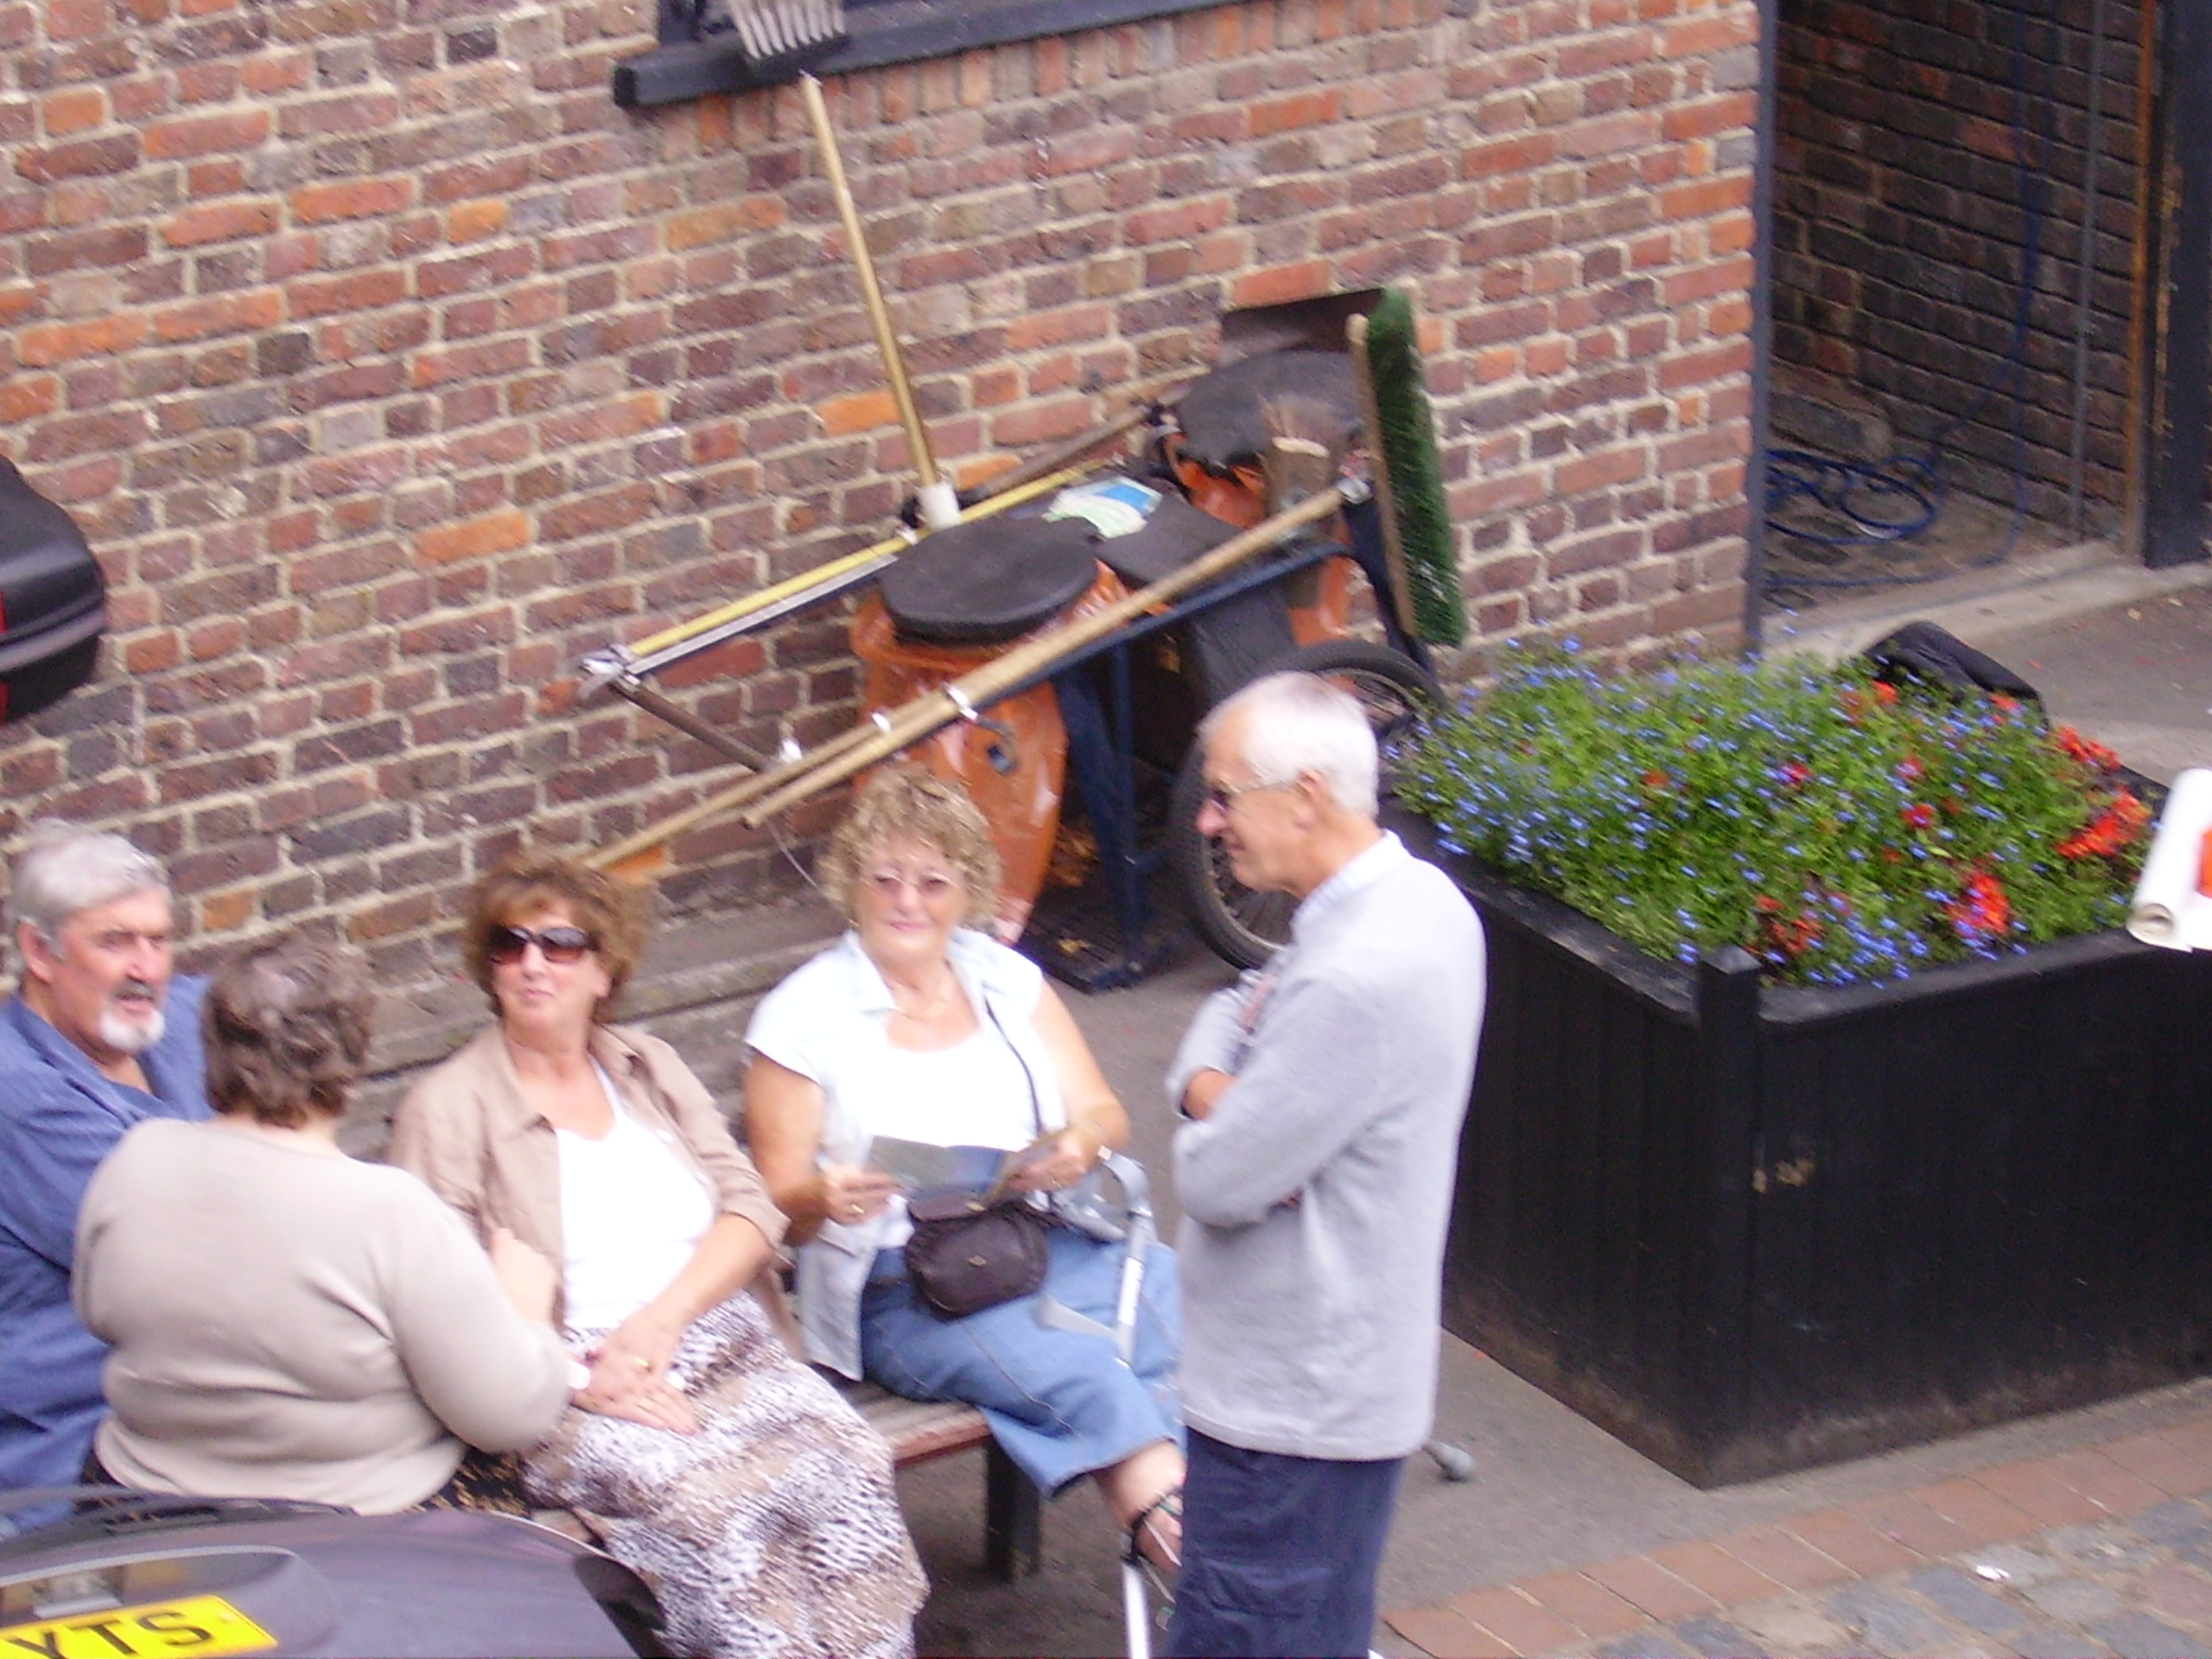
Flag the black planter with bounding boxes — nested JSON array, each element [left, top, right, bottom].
[[1392, 810, 2212, 1487]]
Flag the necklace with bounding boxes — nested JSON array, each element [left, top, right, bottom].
[[885, 970, 960, 1022]]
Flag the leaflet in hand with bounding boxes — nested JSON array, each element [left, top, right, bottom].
[[864, 1133, 1059, 1202]]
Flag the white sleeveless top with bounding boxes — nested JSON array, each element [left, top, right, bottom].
[[863, 1027, 1037, 1154], [555, 1064, 715, 1332]]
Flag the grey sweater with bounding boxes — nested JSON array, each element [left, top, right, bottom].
[[1169, 833, 1485, 1461]]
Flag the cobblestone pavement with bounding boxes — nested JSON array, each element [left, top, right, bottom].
[[1385, 1411, 2212, 1657]]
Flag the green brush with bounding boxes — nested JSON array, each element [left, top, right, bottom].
[[1349, 290, 1466, 646]]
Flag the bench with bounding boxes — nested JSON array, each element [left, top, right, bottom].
[[840, 1380, 1042, 1580]]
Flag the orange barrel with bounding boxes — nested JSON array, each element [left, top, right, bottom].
[[1165, 346, 1364, 643], [850, 514, 1126, 944]]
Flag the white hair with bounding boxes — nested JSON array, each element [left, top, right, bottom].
[[1202, 671, 1378, 816], [9, 820, 170, 948]]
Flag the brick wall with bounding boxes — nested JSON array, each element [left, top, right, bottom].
[[0, 0, 1759, 983], [1772, 0, 2139, 524]]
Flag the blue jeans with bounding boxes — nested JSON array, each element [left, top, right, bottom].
[[1167, 1429, 1404, 1659], [861, 1224, 1182, 1496]]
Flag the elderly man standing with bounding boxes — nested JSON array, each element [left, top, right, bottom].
[[0, 822, 209, 1496], [1165, 671, 1486, 1659]]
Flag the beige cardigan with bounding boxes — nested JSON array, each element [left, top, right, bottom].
[[386, 1023, 787, 1331], [75, 1119, 572, 1514]]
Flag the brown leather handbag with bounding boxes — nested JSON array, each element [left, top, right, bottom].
[[901, 1190, 1052, 1320], [900, 1000, 1054, 1320]]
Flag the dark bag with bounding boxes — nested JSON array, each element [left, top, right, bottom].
[[899, 997, 1057, 1320], [0, 456, 106, 726], [902, 1189, 1051, 1320]]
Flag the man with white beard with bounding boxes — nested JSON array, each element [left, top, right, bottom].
[[0, 822, 210, 1497]]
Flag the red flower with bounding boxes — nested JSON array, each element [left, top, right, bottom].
[[1780, 760, 1811, 788], [1992, 693, 2020, 713], [1897, 755, 1924, 783], [2055, 727, 2120, 772], [1871, 680, 1898, 707], [2057, 791, 2152, 859], [1902, 803, 1936, 831], [1753, 903, 1823, 962], [1947, 871, 2012, 941], [1642, 769, 1671, 791]]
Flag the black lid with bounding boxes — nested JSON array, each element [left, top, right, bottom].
[[1093, 493, 1239, 588], [1173, 349, 1363, 473], [879, 515, 1102, 645]]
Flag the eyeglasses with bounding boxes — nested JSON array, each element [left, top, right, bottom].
[[861, 869, 962, 903], [484, 924, 597, 966], [1199, 776, 1297, 816]]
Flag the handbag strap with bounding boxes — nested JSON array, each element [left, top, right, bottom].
[[981, 997, 1046, 1143]]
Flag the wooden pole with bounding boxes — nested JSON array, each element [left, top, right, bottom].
[[799, 73, 956, 527], [619, 464, 1087, 668], [736, 485, 1349, 825], [586, 486, 1348, 868]]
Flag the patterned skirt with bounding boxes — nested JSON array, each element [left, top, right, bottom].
[[526, 1294, 926, 1659]]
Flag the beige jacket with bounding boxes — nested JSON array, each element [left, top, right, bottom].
[[387, 1023, 787, 1330]]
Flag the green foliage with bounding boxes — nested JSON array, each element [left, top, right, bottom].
[[1395, 648, 2152, 986]]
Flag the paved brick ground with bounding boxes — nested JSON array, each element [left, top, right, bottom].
[[1385, 1412, 2212, 1657]]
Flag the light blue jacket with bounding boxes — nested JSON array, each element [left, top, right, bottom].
[[0, 977, 210, 1494]]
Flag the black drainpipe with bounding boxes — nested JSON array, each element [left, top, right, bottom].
[[1742, 0, 1780, 651]]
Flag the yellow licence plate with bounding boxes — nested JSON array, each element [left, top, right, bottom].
[[0, 1594, 276, 1658]]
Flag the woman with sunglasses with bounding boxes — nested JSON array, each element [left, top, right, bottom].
[[386, 850, 925, 1659], [746, 766, 1187, 1584]]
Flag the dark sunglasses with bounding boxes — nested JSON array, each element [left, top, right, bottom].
[[484, 924, 597, 966]]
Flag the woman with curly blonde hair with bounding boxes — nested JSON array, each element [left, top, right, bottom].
[[747, 766, 1186, 1578]]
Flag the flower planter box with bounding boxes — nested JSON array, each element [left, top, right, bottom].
[[1398, 812, 2212, 1487]]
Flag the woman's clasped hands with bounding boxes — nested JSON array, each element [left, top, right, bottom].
[[575, 1308, 699, 1433]]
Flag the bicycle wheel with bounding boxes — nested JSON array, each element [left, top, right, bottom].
[[1170, 639, 1444, 969]]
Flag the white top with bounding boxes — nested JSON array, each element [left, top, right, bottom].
[[746, 928, 1066, 1377], [865, 1029, 1037, 1154], [555, 1064, 715, 1332]]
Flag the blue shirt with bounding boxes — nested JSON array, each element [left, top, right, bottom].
[[0, 977, 210, 1494]]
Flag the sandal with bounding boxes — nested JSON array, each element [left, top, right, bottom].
[[1125, 1484, 1183, 1582]]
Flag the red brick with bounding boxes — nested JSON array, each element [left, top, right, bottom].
[[1783, 1508, 1925, 1577], [1444, 1586, 1584, 1656], [1384, 1605, 1512, 1658], [1514, 1570, 1649, 1637], [1971, 1460, 2116, 1528], [1911, 1477, 2044, 1544], [291, 176, 413, 223], [1711, 1525, 1857, 1592], [143, 109, 270, 159], [1580, 1554, 1718, 1621], [1646, 1538, 1785, 1608], [2104, 1429, 2212, 1497], [2040, 1451, 2171, 1516]]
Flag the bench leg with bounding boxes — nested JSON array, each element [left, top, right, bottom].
[[982, 1440, 1042, 1580]]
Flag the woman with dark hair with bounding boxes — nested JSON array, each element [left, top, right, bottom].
[[73, 936, 572, 1513], [387, 849, 924, 1659]]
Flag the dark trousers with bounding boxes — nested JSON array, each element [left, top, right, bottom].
[[1166, 1428, 1405, 1659]]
